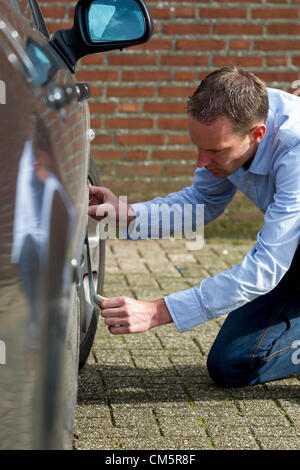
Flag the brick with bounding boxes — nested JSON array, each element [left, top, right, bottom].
[[118, 103, 141, 113], [126, 151, 148, 161], [107, 87, 155, 98], [160, 55, 209, 66], [92, 149, 124, 161], [118, 165, 162, 177], [266, 56, 287, 66], [292, 56, 300, 66], [229, 40, 251, 50], [89, 86, 104, 98], [80, 55, 104, 66], [167, 165, 196, 176], [122, 70, 171, 82], [163, 24, 212, 35], [267, 24, 300, 34], [158, 87, 196, 98], [75, 70, 118, 82], [174, 71, 197, 82], [105, 118, 153, 130], [215, 24, 263, 35], [167, 135, 190, 145], [39, 6, 66, 18], [200, 7, 247, 18], [116, 134, 165, 146], [174, 8, 196, 18], [213, 56, 263, 67], [176, 40, 225, 51], [254, 40, 300, 50], [89, 102, 114, 114], [252, 8, 298, 18], [132, 39, 173, 51], [46, 21, 73, 34], [107, 55, 157, 66], [255, 71, 299, 82], [93, 134, 113, 146], [143, 102, 187, 114], [151, 149, 197, 160], [148, 7, 171, 19], [157, 118, 188, 130]]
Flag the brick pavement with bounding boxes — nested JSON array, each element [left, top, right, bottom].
[[73, 239, 300, 450]]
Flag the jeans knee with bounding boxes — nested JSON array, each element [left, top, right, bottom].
[[207, 342, 250, 388], [207, 345, 231, 387]]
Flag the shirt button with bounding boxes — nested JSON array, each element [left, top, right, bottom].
[[247, 179, 252, 184]]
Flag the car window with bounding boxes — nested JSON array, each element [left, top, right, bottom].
[[17, 0, 50, 38]]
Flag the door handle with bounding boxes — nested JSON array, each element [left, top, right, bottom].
[[45, 82, 90, 110]]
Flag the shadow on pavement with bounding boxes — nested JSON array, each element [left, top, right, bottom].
[[77, 363, 300, 405]]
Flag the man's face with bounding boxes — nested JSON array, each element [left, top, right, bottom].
[[188, 116, 264, 178]]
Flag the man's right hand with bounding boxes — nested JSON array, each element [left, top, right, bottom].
[[88, 186, 136, 228]]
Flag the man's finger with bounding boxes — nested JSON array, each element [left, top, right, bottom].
[[88, 204, 104, 220], [104, 316, 127, 326], [108, 325, 130, 335], [101, 297, 124, 309], [89, 185, 106, 203], [95, 202, 115, 220], [101, 307, 125, 317]]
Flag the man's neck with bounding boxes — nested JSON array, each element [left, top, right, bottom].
[[242, 142, 259, 170]]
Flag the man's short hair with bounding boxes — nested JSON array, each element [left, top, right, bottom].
[[187, 66, 269, 136]]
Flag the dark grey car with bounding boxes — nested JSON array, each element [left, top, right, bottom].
[[0, 0, 153, 450]]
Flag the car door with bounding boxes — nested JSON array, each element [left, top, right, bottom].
[[0, 0, 91, 449]]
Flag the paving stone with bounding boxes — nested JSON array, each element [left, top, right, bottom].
[[207, 425, 260, 449], [123, 331, 164, 350], [103, 273, 128, 286], [102, 286, 135, 298], [98, 436, 213, 450], [167, 253, 198, 264], [126, 274, 159, 288], [132, 287, 166, 301], [236, 399, 286, 416], [180, 265, 209, 279], [158, 415, 209, 438], [117, 260, 149, 273], [257, 436, 300, 450], [155, 277, 191, 290]]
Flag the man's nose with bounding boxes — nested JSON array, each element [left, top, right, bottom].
[[196, 152, 211, 168]]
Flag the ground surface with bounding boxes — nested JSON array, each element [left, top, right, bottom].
[[73, 238, 300, 450]]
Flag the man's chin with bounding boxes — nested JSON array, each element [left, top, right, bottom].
[[208, 168, 229, 178]]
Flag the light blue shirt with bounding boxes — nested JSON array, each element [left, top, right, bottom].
[[128, 88, 300, 332]]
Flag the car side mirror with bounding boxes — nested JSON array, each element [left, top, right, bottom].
[[50, 0, 153, 73]]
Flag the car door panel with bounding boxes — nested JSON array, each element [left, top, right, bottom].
[[0, 1, 88, 449]]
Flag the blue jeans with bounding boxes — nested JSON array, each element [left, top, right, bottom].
[[207, 246, 300, 387]]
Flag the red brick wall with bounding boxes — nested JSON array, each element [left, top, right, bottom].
[[39, 0, 300, 201]]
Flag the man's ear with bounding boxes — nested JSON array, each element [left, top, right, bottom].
[[251, 123, 266, 144]]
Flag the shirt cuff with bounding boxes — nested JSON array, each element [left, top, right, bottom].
[[164, 286, 209, 333]]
